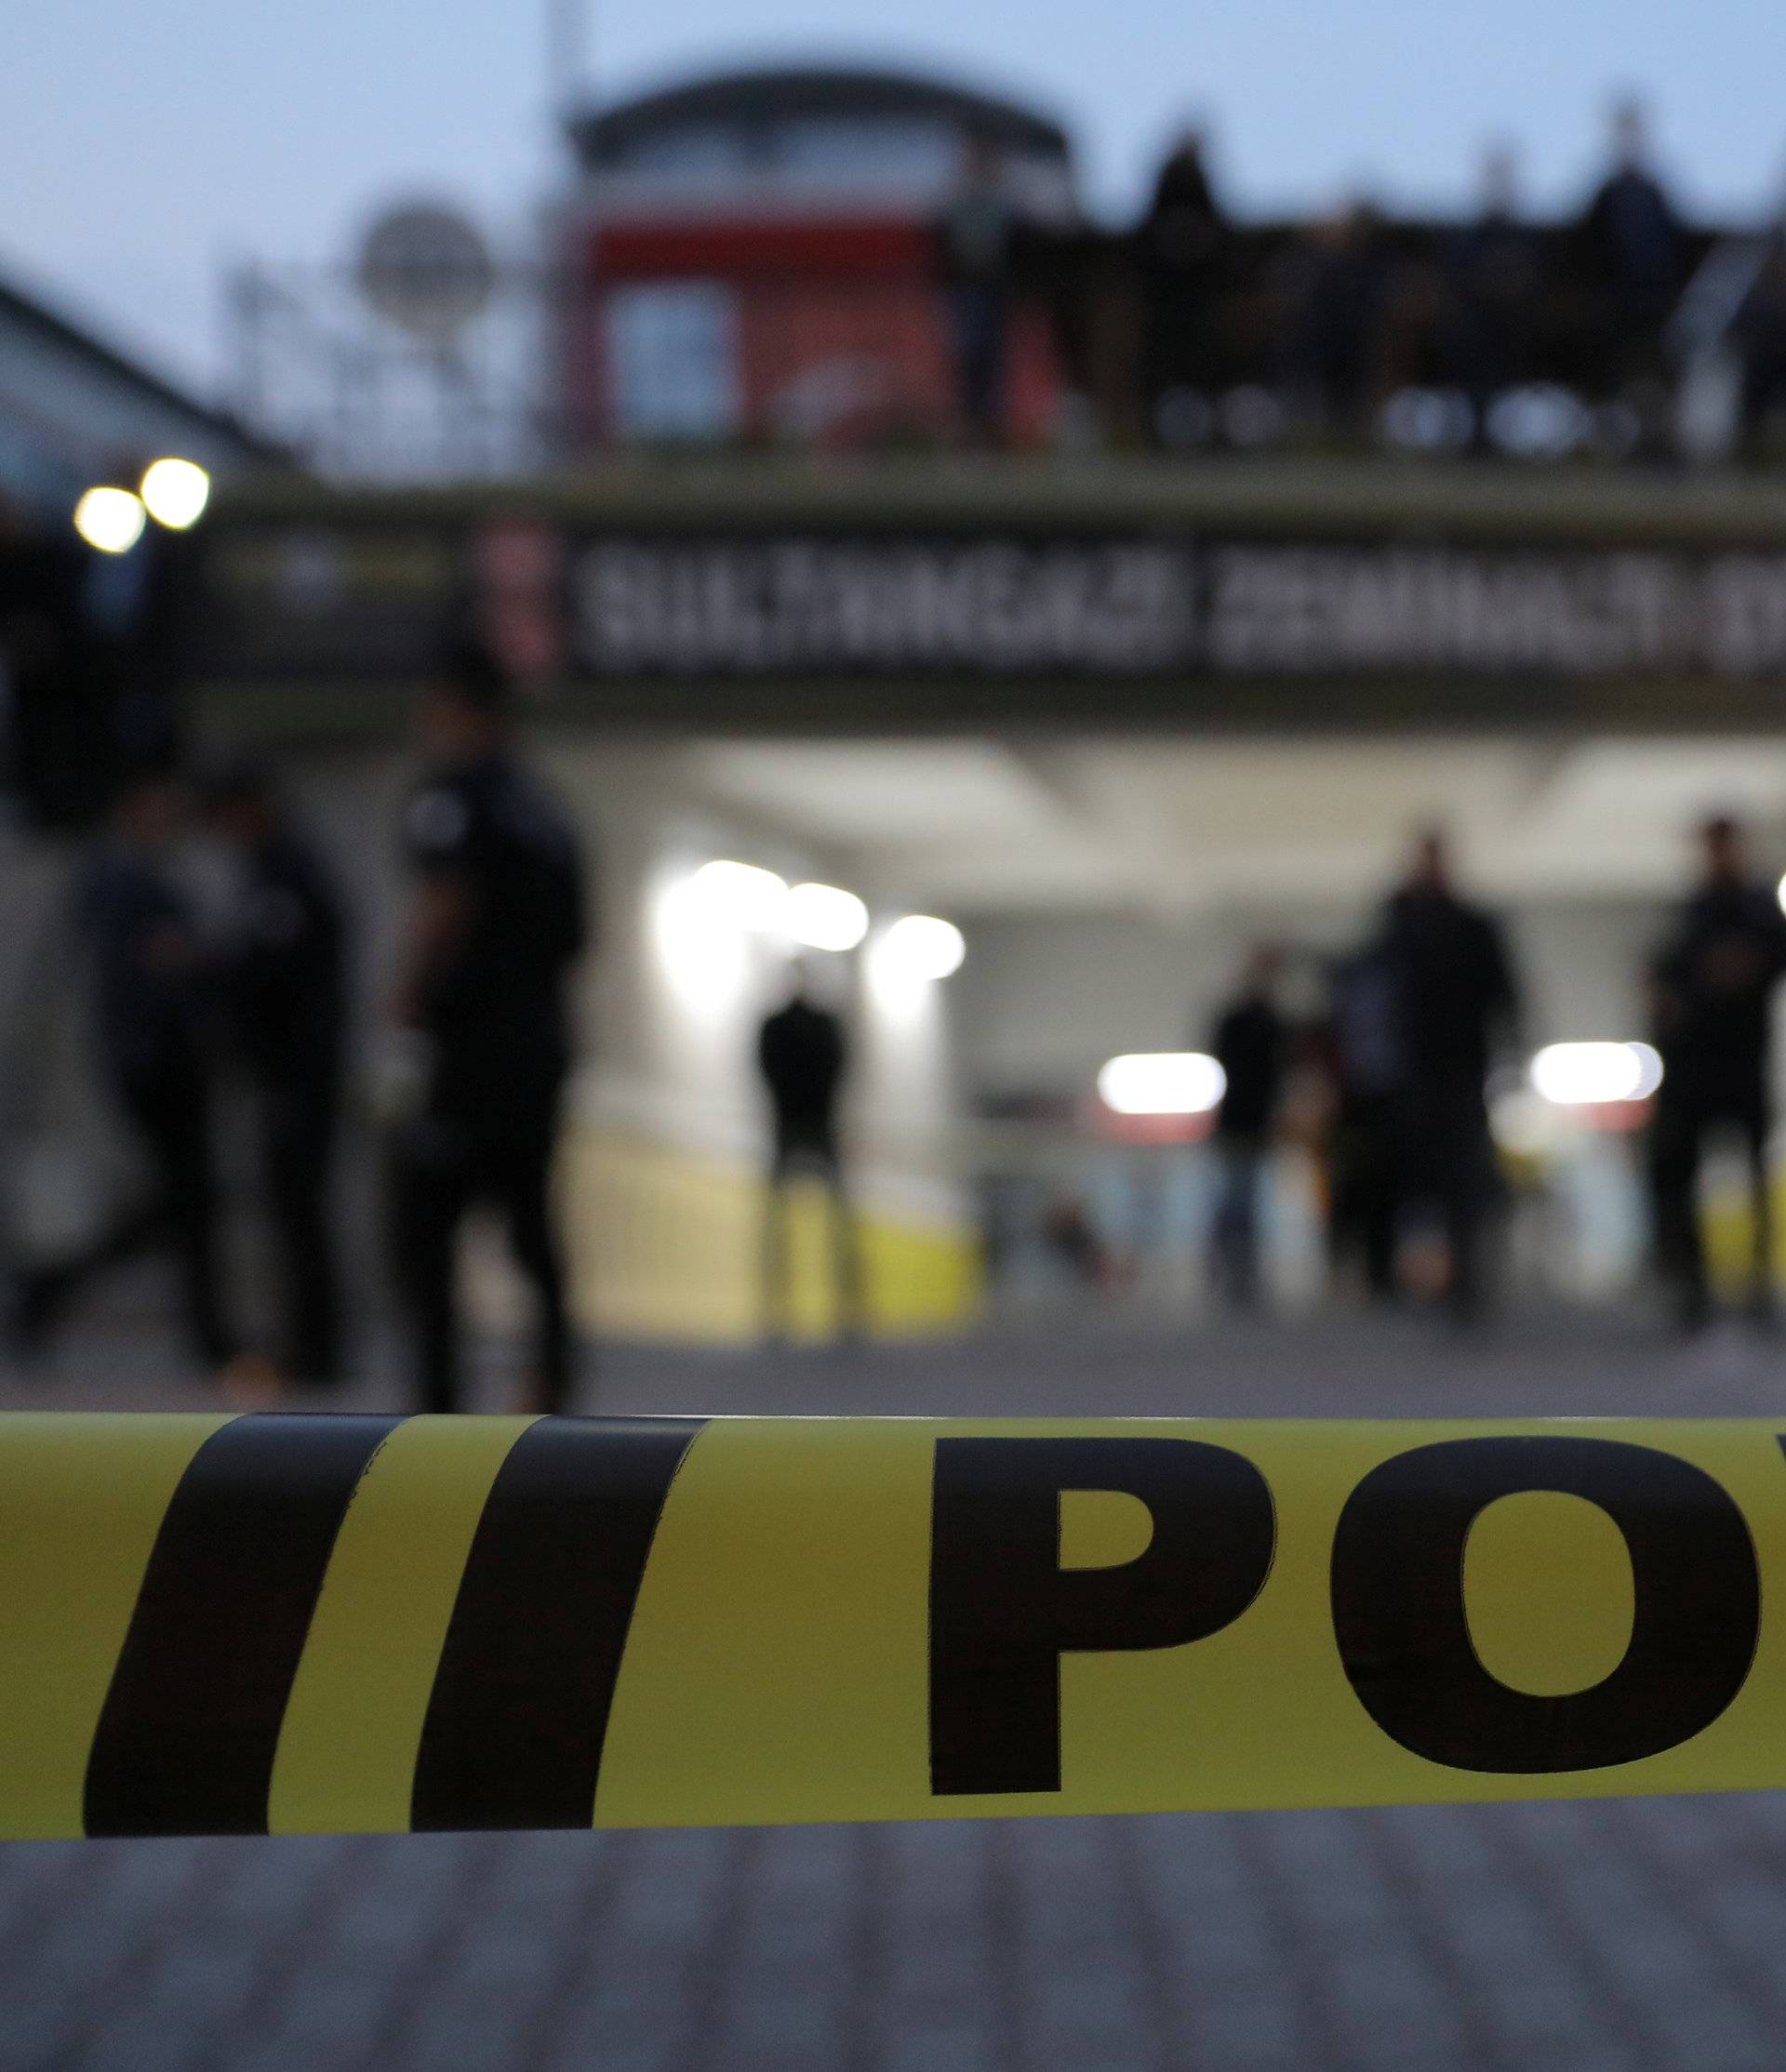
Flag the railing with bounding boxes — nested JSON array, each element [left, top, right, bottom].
[[223, 218, 1777, 482]]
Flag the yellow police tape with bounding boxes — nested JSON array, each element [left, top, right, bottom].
[[2, 1410, 1783, 1840]]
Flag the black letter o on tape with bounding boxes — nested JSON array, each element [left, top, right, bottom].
[[1331, 1437, 1759, 1773]]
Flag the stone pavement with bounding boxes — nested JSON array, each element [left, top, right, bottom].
[[5, 1307, 1786, 2072]]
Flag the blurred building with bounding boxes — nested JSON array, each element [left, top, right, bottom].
[[0, 267, 272, 526], [0, 265, 279, 830], [558, 64, 1076, 449]]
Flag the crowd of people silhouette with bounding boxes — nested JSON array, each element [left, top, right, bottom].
[[938, 96, 1786, 458], [8, 657, 1786, 1399]]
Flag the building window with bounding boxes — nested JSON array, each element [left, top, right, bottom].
[[605, 283, 741, 441]]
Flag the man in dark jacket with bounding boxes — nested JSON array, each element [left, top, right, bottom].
[[1139, 129, 1229, 442], [14, 768, 242, 1374], [390, 647, 589, 1412], [1448, 144, 1539, 449], [1207, 942, 1289, 1308], [1648, 815, 1786, 1329], [937, 136, 1020, 447], [1579, 98, 1684, 401], [1323, 931, 1409, 1301], [1380, 828, 1521, 1322], [204, 758, 350, 1383], [756, 963, 862, 1339]]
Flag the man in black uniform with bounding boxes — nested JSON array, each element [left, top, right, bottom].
[[756, 963, 862, 1340], [1379, 828, 1520, 1324], [15, 768, 242, 1374], [1647, 815, 1786, 1331], [390, 648, 588, 1413], [203, 758, 350, 1384], [1206, 943, 1289, 1308]]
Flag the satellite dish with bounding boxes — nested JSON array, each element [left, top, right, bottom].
[[356, 202, 496, 343]]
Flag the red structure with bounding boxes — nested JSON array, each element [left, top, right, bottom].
[[560, 66, 1075, 450]]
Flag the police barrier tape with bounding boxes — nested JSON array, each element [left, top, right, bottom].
[[4, 1410, 1785, 1840]]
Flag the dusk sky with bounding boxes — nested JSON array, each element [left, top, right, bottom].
[[7, 0, 1783, 396]]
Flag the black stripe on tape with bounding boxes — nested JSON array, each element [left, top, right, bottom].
[[85, 1414, 402, 1839], [411, 1415, 706, 1832]]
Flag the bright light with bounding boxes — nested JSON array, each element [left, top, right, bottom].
[[879, 914, 966, 982], [1529, 1042, 1664, 1107], [140, 457, 210, 529], [653, 872, 751, 1012], [73, 486, 145, 554], [1490, 1089, 1562, 1157], [1776, 870, 1786, 919], [1098, 1051, 1228, 1117], [691, 859, 788, 930], [787, 882, 868, 952]]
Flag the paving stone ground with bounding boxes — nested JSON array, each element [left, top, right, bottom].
[[4, 1303, 1785, 2072]]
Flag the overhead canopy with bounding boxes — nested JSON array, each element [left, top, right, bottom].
[[673, 733, 1786, 915]]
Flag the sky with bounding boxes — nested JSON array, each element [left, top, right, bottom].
[[7, 0, 1785, 398]]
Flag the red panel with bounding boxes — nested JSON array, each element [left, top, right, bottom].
[[590, 216, 932, 282], [734, 279, 952, 440]]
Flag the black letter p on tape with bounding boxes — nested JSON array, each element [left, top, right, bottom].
[[0, 1413, 1782, 1840]]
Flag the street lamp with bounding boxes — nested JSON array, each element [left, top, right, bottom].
[[72, 486, 147, 554], [140, 457, 211, 530]]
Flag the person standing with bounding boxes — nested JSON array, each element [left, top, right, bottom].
[[1206, 944, 1289, 1308], [1578, 98, 1684, 417], [389, 648, 588, 1413], [1647, 815, 1786, 1331], [756, 963, 862, 1340], [203, 758, 350, 1385], [1731, 224, 1786, 460], [937, 136, 1020, 447], [1289, 200, 1392, 437], [1322, 931, 1408, 1302], [13, 768, 243, 1375], [1447, 144, 1539, 451], [1138, 128, 1229, 444], [1379, 829, 1521, 1324]]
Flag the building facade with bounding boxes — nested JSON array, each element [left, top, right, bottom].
[[559, 65, 1076, 449]]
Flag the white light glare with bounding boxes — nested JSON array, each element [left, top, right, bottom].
[[73, 486, 146, 554], [880, 914, 966, 981], [1490, 1090, 1561, 1158], [140, 457, 211, 529], [1776, 870, 1786, 919], [1098, 1051, 1228, 1117], [1529, 1042, 1663, 1107], [691, 859, 789, 929], [787, 882, 869, 952]]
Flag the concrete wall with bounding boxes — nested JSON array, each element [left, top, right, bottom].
[[950, 893, 1688, 1104]]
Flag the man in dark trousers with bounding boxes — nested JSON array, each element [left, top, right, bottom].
[[390, 647, 588, 1413], [203, 758, 349, 1384], [14, 767, 243, 1375], [757, 962, 862, 1340], [1648, 815, 1786, 1331], [1379, 828, 1520, 1324], [1207, 942, 1289, 1308]]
